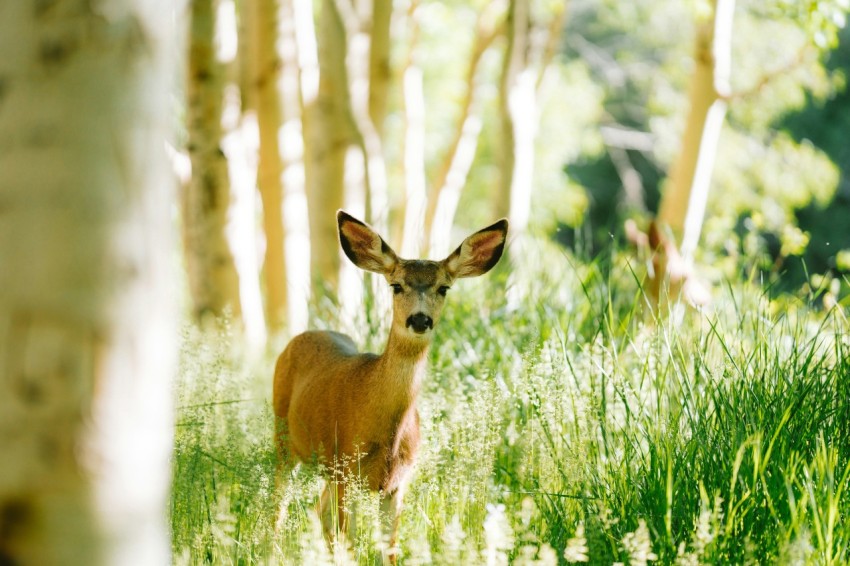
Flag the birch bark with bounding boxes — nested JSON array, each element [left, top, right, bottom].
[[247, 0, 288, 330], [0, 1, 176, 564], [423, 1, 503, 258], [305, 0, 354, 293], [185, 0, 242, 319]]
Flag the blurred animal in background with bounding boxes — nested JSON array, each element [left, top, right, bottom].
[[626, 218, 711, 312]]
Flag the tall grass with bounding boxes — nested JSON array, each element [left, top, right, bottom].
[[170, 239, 850, 564]]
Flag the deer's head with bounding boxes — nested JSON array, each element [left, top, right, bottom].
[[338, 211, 508, 340]]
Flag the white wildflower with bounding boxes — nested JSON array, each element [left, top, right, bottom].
[[440, 514, 467, 564], [780, 529, 813, 566], [483, 503, 515, 566], [514, 543, 559, 566], [563, 522, 590, 563], [622, 519, 657, 566], [537, 543, 558, 565], [692, 506, 715, 555]]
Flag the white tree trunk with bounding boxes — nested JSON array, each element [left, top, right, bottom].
[[369, 0, 394, 140], [0, 2, 176, 564], [222, 0, 267, 349], [278, 0, 312, 336], [185, 0, 243, 320], [498, 0, 536, 261], [496, 0, 564, 265], [305, 0, 352, 294], [658, 0, 735, 260], [247, 0, 289, 331], [423, 2, 502, 258], [400, 65, 427, 258]]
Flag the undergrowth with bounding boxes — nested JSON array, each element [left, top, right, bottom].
[[171, 239, 850, 564]]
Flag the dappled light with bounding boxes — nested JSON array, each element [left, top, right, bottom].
[[2, 0, 850, 564]]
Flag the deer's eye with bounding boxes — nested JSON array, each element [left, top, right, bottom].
[[437, 286, 450, 297], [391, 284, 404, 295]]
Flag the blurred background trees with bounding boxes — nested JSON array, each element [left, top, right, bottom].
[[176, 0, 850, 339], [4, 1, 848, 562], [0, 2, 177, 563]]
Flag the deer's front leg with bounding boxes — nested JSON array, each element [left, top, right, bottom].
[[380, 486, 407, 565], [319, 480, 349, 545]]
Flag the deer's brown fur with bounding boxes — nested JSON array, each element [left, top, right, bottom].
[[273, 210, 508, 561]]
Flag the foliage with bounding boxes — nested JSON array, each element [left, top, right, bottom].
[[170, 236, 850, 564], [560, 0, 850, 296]]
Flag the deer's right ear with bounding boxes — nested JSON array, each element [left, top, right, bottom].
[[338, 210, 398, 274]]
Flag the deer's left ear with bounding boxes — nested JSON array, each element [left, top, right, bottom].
[[443, 219, 509, 278]]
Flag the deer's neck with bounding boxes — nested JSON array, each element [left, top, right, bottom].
[[377, 328, 430, 405]]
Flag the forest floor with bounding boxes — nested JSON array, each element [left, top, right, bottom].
[[170, 239, 850, 565]]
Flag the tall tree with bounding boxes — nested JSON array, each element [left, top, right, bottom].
[[496, 0, 566, 262], [369, 0, 394, 140], [423, 0, 505, 258], [497, 0, 535, 232], [0, 1, 176, 564], [185, 0, 242, 320], [657, 0, 735, 261], [246, 0, 289, 330], [305, 0, 355, 294]]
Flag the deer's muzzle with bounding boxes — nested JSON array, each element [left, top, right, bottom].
[[406, 313, 433, 334]]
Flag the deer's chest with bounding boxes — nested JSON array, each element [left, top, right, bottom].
[[358, 407, 420, 493]]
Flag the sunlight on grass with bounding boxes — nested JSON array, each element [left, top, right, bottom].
[[170, 238, 849, 564]]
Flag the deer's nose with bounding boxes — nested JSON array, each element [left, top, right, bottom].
[[406, 313, 433, 334]]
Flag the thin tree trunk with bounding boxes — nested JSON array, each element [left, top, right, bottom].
[[237, 0, 254, 113], [0, 2, 176, 564], [496, 0, 566, 262], [305, 0, 355, 294], [400, 65, 427, 258], [220, 0, 268, 349], [658, 0, 734, 260], [185, 0, 242, 320], [283, 0, 319, 334], [398, 7, 427, 258], [369, 0, 394, 140], [248, 0, 288, 331], [497, 0, 535, 245], [278, 0, 312, 335], [422, 2, 503, 258], [335, 0, 389, 233]]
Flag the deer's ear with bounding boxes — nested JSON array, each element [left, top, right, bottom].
[[338, 210, 398, 274], [443, 219, 508, 278]]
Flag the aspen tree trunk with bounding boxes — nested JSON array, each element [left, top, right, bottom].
[[400, 64, 427, 258], [0, 2, 176, 565], [247, 0, 289, 330], [369, 0, 394, 140], [497, 0, 536, 255], [423, 1, 503, 258], [305, 0, 356, 294], [398, 9, 427, 258], [237, 0, 254, 113], [219, 0, 268, 349], [495, 0, 566, 265], [338, 0, 389, 233], [278, 0, 312, 335], [657, 0, 734, 260], [185, 0, 242, 320]]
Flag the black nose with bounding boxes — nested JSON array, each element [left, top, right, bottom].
[[406, 313, 433, 334]]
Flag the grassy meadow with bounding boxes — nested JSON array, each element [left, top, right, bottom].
[[170, 240, 850, 565]]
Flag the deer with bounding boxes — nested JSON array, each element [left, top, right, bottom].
[[624, 218, 710, 313], [272, 210, 508, 562]]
